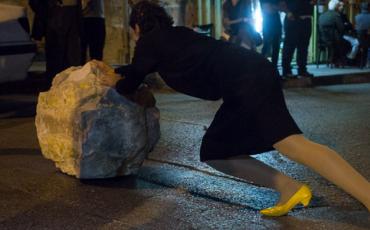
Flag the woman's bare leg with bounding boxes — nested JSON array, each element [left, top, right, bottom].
[[273, 134, 370, 210], [205, 155, 303, 205]]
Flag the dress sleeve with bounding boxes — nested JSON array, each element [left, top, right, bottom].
[[114, 36, 158, 95]]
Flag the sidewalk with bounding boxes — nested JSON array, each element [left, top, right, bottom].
[[284, 64, 370, 87]]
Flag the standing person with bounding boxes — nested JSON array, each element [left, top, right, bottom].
[[355, 2, 370, 31], [29, 0, 82, 82], [355, 2, 370, 67], [29, 0, 46, 42], [96, 1, 370, 217], [81, 0, 105, 63], [260, 0, 283, 70], [222, 0, 257, 50], [281, 0, 315, 79]]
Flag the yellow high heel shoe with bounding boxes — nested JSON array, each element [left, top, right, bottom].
[[260, 184, 312, 217]]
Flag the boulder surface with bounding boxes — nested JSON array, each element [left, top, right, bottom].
[[35, 62, 160, 179]]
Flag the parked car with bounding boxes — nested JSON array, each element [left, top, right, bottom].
[[0, 3, 36, 84]]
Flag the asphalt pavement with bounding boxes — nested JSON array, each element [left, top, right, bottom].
[[0, 79, 370, 229]]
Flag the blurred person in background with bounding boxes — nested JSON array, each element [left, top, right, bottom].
[[81, 0, 105, 63], [260, 0, 283, 70], [318, 0, 347, 66], [281, 0, 315, 79], [223, 0, 261, 50], [338, 0, 359, 61], [29, 0, 82, 83], [355, 2, 370, 67], [356, 2, 370, 31]]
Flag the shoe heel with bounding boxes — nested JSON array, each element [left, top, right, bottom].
[[301, 196, 311, 207]]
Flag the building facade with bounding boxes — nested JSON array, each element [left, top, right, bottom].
[[0, 0, 366, 65]]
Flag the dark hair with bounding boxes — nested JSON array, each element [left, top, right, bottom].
[[129, 0, 174, 36]]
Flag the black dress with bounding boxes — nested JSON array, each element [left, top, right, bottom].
[[115, 26, 302, 162]]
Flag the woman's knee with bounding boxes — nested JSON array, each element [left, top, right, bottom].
[[273, 134, 315, 161], [273, 134, 305, 152], [273, 134, 333, 160]]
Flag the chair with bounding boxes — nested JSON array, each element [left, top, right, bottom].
[[316, 28, 335, 68]]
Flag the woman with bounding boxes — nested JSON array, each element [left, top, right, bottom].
[[97, 1, 370, 216]]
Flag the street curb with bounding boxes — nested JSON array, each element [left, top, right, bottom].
[[1, 71, 370, 95], [155, 72, 370, 92], [283, 72, 370, 88]]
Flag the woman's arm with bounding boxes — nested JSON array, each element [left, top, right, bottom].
[[223, 17, 249, 26], [94, 61, 155, 107], [114, 37, 158, 95], [222, 2, 249, 28], [94, 34, 158, 96]]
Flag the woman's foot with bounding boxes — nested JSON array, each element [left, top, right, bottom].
[[277, 181, 304, 205], [260, 184, 312, 217]]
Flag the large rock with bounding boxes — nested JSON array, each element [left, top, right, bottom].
[[35, 62, 160, 179]]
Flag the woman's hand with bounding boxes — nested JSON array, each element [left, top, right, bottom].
[[98, 72, 122, 88], [91, 60, 122, 88], [91, 60, 115, 75]]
